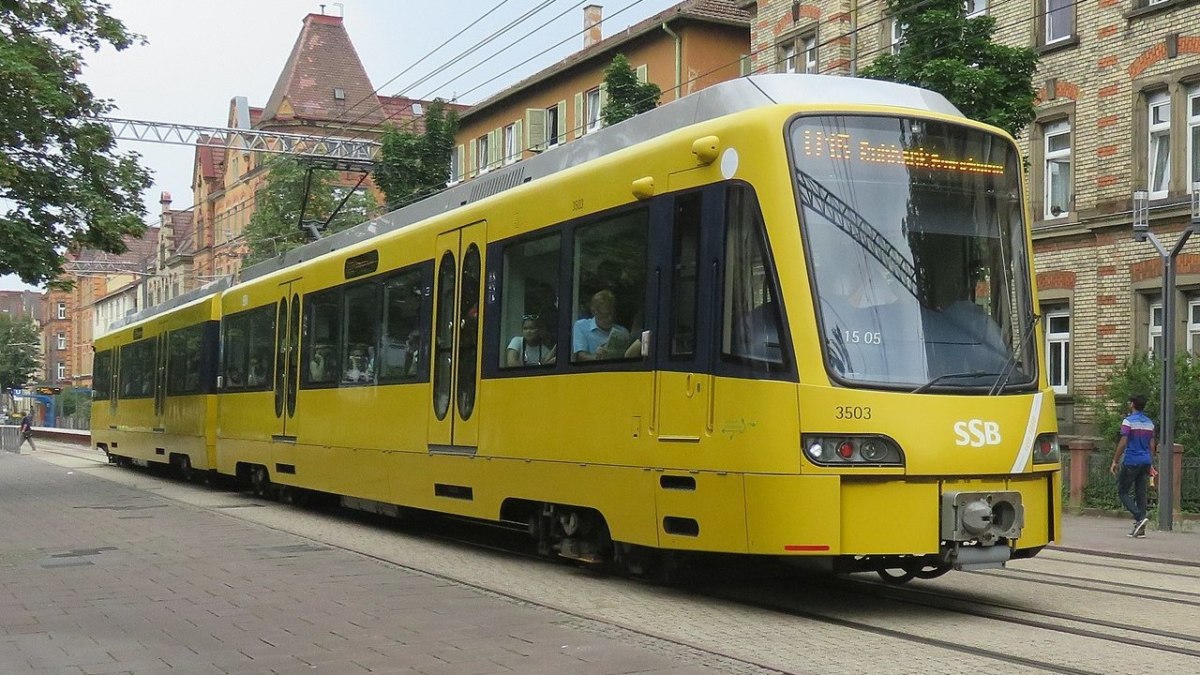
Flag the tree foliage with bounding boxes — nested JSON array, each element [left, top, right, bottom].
[[859, 0, 1038, 139], [242, 156, 375, 265], [601, 54, 661, 127], [0, 314, 41, 393], [1088, 354, 1200, 457], [374, 99, 459, 210], [0, 0, 152, 285]]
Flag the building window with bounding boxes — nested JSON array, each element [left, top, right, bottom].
[[1188, 86, 1200, 192], [965, 0, 988, 16], [1044, 0, 1073, 45], [890, 19, 905, 55], [546, 105, 561, 147], [503, 123, 518, 165], [449, 146, 462, 185], [1149, 92, 1171, 199], [56, 332, 66, 350], [1189, 299, 1200, 355], [781, 43, 796, 73], [1044, 120, 1071, 218], [475, 134, 490, 175], [1045, 310, 1070, 394], [585, 87, 601, 133], [56, 362, 66, 380], [56, 302, 66, 320], [1150, 300, 1163, 358], [804, 36, 818, 74]]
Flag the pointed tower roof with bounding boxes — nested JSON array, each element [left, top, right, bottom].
[[259, 13, 386, 128]]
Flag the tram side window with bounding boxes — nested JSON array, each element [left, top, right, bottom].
[[167, 324, 204, 395], [247, 307, 274, 389], [342, 283, 380, 385], [222, 313, 250, 388], [93, 350, 112, 401], [571, 209, 649, 363], [304, 289, 341, 387], [118, 339, 156, 398], [380, 269, 426, 382], [500, 233, 560, 369], [722, 186, 786, 368]]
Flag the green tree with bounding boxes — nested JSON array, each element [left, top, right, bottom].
[[374, 99, 459, 209], [1089, 354, 1200, 458], [0, 315, 41, 394], [601, 54, 661, 127], [60, 387, 91, 424], [242, 156, 375, 265], [859, 0, 1038, 138], [1, 1, 153, 285]]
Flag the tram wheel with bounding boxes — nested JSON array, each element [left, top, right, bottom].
[[877, 568, 916, 584], [250, 466, 271, 498], [175, 455, 192, 482]]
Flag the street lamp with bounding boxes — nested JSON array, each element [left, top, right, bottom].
[[1131, 187, 1200, 531]]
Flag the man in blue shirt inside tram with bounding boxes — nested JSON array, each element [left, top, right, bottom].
[[1110, 393, 1158, 538]]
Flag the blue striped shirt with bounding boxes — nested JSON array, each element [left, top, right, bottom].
[[1120, 411, 1155, 466]]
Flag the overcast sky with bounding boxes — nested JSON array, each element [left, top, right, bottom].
[[1, 0, 684, 292]]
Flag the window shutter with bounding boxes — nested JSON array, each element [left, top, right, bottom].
[[467, 141, 476, 178], [557, 101, 567, 144], [636, 64, 648, 83], [454, 144, 465, 183], [526, 108, 546, 151], [490, 128, 502, 166], [574, 92, 584, 138], [513, 119, 523, 160]]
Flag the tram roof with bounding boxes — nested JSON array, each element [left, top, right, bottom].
[[240, 75, 961, 283]]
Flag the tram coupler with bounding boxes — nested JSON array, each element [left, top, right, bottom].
[[940, 541, 1013, 571]]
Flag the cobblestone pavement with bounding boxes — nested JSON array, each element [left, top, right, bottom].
[[9, 443, 1200, 674]]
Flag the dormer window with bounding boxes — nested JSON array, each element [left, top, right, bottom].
[[333, 88, 346, 101]]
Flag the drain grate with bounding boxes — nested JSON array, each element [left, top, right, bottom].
[[75, 503, 167, 511], [39, 559, 94, 569], [253, 544, 331, 554]]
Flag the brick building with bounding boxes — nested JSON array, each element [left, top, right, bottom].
[[454, 1, 750, 180], [735, 1, 1200, 437], [191, 11, 444, 281]]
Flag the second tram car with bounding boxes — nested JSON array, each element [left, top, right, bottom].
[[94, 75, 1061, 580]]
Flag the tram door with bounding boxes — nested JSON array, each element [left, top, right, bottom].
[[153, 331, 168, 429], [655, 192, 712, 442], [428, 221, 487, 452], [272, 280, 301, 441]]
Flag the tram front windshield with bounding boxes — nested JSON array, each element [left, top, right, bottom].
[[791, 115, 1037, 392]]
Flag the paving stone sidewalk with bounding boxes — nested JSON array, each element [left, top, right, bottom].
[[0, 450, 728, 675]]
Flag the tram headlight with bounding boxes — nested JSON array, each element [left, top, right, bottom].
[[1032, 433, 1060, 465], [801, 434, 904, 467]]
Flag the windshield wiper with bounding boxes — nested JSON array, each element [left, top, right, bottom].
[[988, 312, 1043, 396], [912, 371, 1001, 394]]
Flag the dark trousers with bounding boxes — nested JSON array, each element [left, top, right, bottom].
[[1117, 463, 1151, 521]]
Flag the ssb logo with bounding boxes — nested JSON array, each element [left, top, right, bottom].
[[954, 419, 1002, 447]]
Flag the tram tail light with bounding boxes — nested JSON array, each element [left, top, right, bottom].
[[1032, 433, 1060, 465], [802, 434, 904, 467]]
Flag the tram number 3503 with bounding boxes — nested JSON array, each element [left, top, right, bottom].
[[835, 406, 872, 420]]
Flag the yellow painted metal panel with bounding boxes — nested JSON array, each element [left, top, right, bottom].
[[841, 480, 940, 555], [655, 371, 707, 441], [744, 474, 841, 555], [653, 471, 746, 552]]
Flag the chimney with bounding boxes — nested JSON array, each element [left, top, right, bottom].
[[160, 191, 172, 214], [584, 5, 603, 48]]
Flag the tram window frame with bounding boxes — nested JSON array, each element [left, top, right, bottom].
[[93, 350, 112, 401], [379, 265, 431, 384], [118, 337, 157, 399], [716, 183, 795, 380], [341, 281, 380, 387], [303, 288, 343, 389], [497, 231, 561, 372], [570, 206, 650, 365]]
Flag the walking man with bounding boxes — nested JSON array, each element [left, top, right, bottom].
[[1110, 394, 1157, 537], [18, 412, 36, 453]]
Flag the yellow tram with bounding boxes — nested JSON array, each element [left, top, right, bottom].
[[94, 75, 1061, 579]]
